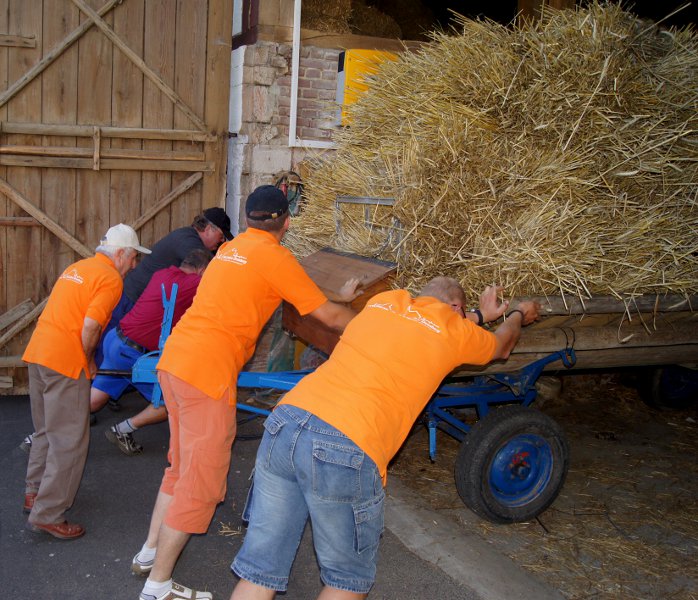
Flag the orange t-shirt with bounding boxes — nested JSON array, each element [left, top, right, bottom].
[[157, 228, 328, 401], [23, 253, 123, 379], [279, 289, 497, 483]]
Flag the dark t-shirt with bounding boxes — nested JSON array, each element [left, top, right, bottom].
[[123, 226, 207, 303]]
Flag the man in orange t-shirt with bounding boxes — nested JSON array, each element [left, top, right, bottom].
[[133, 186, 361, 600], [23, 224, 150, 540], [230, 278, 540, 600]]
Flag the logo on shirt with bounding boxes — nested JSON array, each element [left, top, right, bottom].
[[216, 247, 247, 265], [367, 301, 441, 333], [59, 268, 84, 284]]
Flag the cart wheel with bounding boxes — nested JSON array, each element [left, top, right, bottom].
[[454, 405, 569, 524], [641, 365, 698, 410]]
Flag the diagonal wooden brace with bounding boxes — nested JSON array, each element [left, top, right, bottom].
[[0, 177, 92, 258], [70, 0, 208, 132]]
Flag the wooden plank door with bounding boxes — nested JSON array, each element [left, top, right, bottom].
[[0, 0, 233, 392]]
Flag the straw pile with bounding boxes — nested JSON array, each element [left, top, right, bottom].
[[302, 0, 404, 38], [301, 0, 352, 33], [349, 0, 402, 39], [288, 2, 698, 302]]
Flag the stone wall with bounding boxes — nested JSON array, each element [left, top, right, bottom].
[[229, 41, 340, 230]]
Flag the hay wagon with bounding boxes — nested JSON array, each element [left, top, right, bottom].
[[133, 250, 698, 525], [276, 4, 698, 524], [276, 249, 698, 524]]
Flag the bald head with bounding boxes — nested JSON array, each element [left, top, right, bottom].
[[419, 276, 466, 306]]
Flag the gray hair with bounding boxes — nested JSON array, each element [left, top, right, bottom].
[[95, 245, 116, 258], [419, 276, 466, 305], [95, 245, 136, 259]]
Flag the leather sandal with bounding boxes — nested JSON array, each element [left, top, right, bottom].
[[26, 520, 85, 540], [23, 492, 37, 514]]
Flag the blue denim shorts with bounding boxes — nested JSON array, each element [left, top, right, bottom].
[[232, 404, 385, 594]]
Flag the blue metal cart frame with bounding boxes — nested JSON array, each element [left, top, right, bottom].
[[425, 348, 576, 460], [131, 284, 576, 458]]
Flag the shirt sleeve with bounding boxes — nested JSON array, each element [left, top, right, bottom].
[[85, 274, 123, 328], [269, 251, 328, 315], [455, 319, 498, 366]]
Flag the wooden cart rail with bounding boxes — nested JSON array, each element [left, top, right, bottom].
[[455, 294, 698, 376]]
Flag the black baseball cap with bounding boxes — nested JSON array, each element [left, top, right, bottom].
[[245, 185, 289, 221], [203, 207, 233, 240]]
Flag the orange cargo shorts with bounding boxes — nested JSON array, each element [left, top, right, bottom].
[[158, 371, 237, 534]]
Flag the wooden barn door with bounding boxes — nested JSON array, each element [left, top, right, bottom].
[[0, 0, 232, 392]]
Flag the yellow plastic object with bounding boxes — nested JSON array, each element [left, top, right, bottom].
[[336, 49, 397, 125]]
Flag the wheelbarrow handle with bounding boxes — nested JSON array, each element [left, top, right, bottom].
[[95, 369, 132, 377]]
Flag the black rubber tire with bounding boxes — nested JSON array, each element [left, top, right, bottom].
[[454, 405, 569, 524], [640, 366, 698, 411]]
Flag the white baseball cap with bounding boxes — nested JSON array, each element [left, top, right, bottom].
[[100, 223, 151, 254]]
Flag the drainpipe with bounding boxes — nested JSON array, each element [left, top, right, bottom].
[[289, 0, 335, 149]]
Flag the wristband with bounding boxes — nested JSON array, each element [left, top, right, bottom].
[[470, 308, 484, 326], [506, 308, 525, 323]]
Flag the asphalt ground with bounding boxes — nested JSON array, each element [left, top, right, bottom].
[[0, 392, 488, 600]]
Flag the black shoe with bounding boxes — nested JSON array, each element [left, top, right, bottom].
[[90, 413, 97, 426], [107, 399, 121, 412]]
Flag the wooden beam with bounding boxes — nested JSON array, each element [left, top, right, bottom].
[[0, 178, 92, 257], [202, 0, 233, 207], [93, 126, 101, 171], [130, 172, 203, 231], [454, 344, 698, 376], [0, 299, 35, 331], [518, 294, 697, 316], [0, 144, 206, 162], [70, 0, 208, 132], [257, 24, 423, 52], [0, 34, 36, 48], [0, 0, 122, 108], [0, 298, 48, 351], [0, 121, 215, 142], [0, 217, 40, 227], [0, 385, 28, 395], [516, 320, 698, 353], [0, 155, 213, 172], [0, 356, 24, 368]]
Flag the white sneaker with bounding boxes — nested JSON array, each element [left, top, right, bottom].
[[139, 582, 212, 600], [131, 551, 154, 575], [19, 433, 34, 453]]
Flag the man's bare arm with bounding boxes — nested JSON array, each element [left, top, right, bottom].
[[491, 301, 540, 360], [309, 301, 357, 332], [82, 317, 102, 378]]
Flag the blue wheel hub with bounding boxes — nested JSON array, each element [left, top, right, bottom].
[[488, 434, 553, 507]]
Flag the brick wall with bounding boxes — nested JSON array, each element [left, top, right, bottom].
[[274, 45, 341, 141], [229, 41, 339, 229]]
